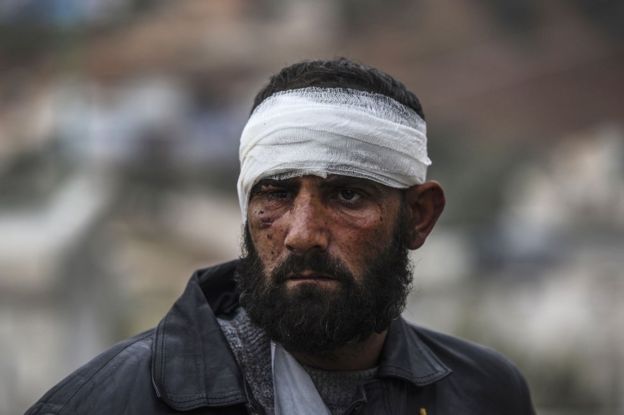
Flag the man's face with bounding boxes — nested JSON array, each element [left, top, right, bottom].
[[237, 175, 413, 354]]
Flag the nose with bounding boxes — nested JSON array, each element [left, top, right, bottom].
[[283, 190, 329, 255]]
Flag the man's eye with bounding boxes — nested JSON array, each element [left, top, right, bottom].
[[337, 188, 362, 203], [250, 186, 292, 203], [268, 189, 291, 200], [256, 186, 294, 201]]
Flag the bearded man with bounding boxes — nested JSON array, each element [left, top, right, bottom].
[[26, 58, 535, 415]]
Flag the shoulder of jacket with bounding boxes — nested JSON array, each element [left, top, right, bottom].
[[407, 323, 518, 373], [405, 322, 535, 412], [25, 329, 155, 415]]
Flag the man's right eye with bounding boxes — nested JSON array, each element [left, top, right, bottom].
[[251, 185, 293, 202], [265, 189, 291, 200]]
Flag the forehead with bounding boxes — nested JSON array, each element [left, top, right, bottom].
[[254, 174, 393, 190]]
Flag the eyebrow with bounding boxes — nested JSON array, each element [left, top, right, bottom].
[[251, 175, 390, 195], [250, 178, 300, 194], [322, 175, 387, 192], [255, 177, 300, 187]]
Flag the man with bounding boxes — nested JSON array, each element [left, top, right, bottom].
[[27, 58, 535, 414]]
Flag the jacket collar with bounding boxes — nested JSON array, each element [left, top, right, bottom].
[[151, 260, 451, 411], [378, 318, 452, 385], [151, 260, 246, 411]]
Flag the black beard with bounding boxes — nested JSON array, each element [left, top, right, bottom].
[[235, 211, 412, 355]]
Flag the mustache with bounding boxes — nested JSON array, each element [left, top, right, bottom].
[[271, 251, 354, 284]]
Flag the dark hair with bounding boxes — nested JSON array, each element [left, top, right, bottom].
[[251, 58, 425, 120]]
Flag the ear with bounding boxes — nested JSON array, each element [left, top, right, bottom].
[[403, 181, 445, 250]]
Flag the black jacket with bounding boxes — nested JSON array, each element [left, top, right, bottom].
[[26, 260, 535, 415]]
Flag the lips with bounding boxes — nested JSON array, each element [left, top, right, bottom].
[[286, 271, 337, 281]]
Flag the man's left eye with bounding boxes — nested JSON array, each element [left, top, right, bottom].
[[337, 189, 361, 203]]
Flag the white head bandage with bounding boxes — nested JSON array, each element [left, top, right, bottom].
[[237, 87, 431, 218]]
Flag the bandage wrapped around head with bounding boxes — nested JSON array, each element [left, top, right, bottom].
[[237, 87, 431, 219]]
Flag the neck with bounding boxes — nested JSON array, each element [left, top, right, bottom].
[[288, 330, 387, 371]]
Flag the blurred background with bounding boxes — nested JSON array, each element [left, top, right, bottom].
[[1, 1, 623, 414]]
